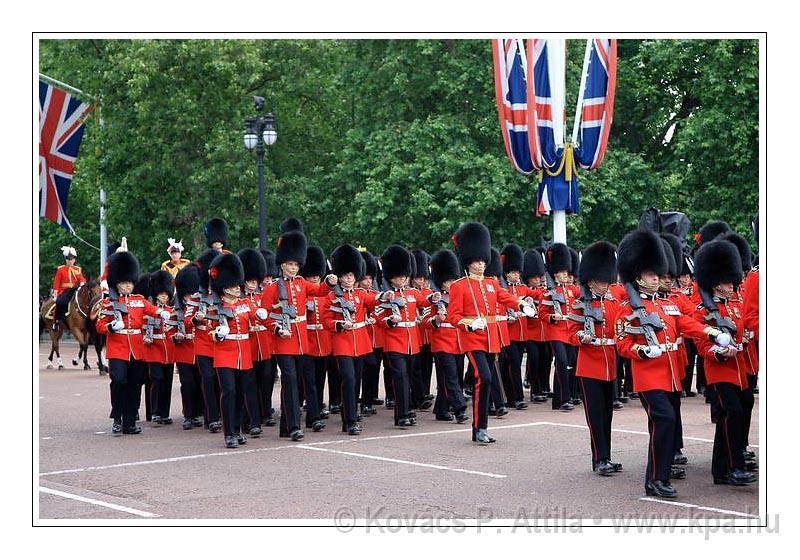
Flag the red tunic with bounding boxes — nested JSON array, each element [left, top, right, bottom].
[[375, 287, 431, 355], [320, 288, 379, 357], [260, 276, 332, 356], [52, 265, 87, 296], [567, 295, 621, 382], [538, 284, 580, 344], [145, 304, 175, 364], [424, 296, 461, 355], [416, 287, 433, 346], [524, 286, 547, 342], [614, 293, 712, 393], [210, 298, 259, 370], [96, 294, 161, 361], [244, 291, 271, 361], [172, 298, 196, 365], [741, 270, 759, 375], [185, 293, 215, 359], [691, 296, 749, 388], [306, 296, 332, 358], [446, 275, 524, 354], [506, 283, 537, 342]]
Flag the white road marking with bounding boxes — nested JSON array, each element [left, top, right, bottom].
[[39, 486, 160, 518], [541, 421, 759, 447], [73, 393, 81, 397], [42, 437, 52, 440], [296, 444, 507, 478], [94, 432, 106, 435], [308, 422, 548, 446], [639, 497, 758, 518]]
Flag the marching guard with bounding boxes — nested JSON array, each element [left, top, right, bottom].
[[145, 270, 177, 426], [173, 264, 204, 430]]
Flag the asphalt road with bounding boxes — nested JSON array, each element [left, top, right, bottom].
[[37, 341, 759, 522]]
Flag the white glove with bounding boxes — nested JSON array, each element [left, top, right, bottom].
[[522, 305, 537, 318], [715, 332, 732, 347], [159, 310, 171, 322], [471, 317, 487, 331], [214, 325, 230, 341], [256, 308, 268, 320], [109, 320, 125, 333], [641, 345, 663, 359]]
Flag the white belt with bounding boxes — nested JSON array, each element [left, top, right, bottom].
[[196, 325, 207, 331], [225, 333, 249, 340], [117, 329, 141, 335], [249, 325, 268, 332], [658, 342, 681, 352], [438, 322, 455, 329], [306, 324, 323, 331], [496, 315, 508, 321], [394, 321, 417, 328], [151, 334, 165, 340], [290, 315, 307, 324], [588, 337, 615, 346], [351, 321, 367, 329], [676, 336, 684, 344], [183, 333, 194, 340]]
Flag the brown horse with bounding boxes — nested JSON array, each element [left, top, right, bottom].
[[40, 281, 105, 373]]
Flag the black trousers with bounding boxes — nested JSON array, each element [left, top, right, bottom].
[[578, 377, 614, 464], [383, 352, 395, 401], [682, 339, 698, 393], [742, 374, 757, 448], [411, 344, 433, 406], [503, 341, 526, 404], [177, 362, 202, 419], [550, 341, 576, 408], [385, 352, 414, 423], [336, 355, 364, 427], [362, 348, 383, 406], [197, 355, 220, 425], [138, 364, 153, 421], [670, 391, 684, 452], [328, 356, 342, 407], [639, 390, 677, 483], [696, 356, 707, 392], [710, 382, 747, 477], [217, 367, 259, 437], [276, 354, 314, 432], [465, 351, 495, 435], [618, 356, 633, 396], [297, 355, 321, 426], [109, 358, 146, 429], [148, 362, 174, 419], [527, 341, 551, 396], [491, 348, 508, 409], [433, 352, 467, 416], [253, 358, 276, 420], [308, 356, 328, 410]]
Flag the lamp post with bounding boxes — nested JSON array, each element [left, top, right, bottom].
[[244, 97, 277, 250]]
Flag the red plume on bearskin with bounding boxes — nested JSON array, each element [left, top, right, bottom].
[[195, 248, 221, 291], [209, 253, 245, 295]]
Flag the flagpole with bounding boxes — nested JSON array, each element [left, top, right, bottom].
[[96, 99, 107, 277], [39, 73, 88, 98]]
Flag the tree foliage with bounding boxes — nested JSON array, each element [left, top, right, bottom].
[[38, 39, 758, 294]]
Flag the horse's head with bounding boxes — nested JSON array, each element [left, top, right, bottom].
[[81, 280, 102, 300]]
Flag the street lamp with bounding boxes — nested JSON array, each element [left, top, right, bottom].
[[244, 97, 277, 250]]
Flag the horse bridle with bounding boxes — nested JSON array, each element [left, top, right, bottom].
[[70, 285, 90, 319]]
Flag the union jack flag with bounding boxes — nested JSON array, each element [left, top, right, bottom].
[[492, 39, 535, 174], [39, 80, 92, 231], [574, 39, 617, 170], [526, 39, 566, 170]]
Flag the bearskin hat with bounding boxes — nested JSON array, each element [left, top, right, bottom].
[[238, 248, 267, 282], [195, 248, 221, 291], [694, 240, 743, 292], [299, 245, 326, 279], [484, 248, 502, 278], [617, 228, 669, 284], [107, 251, 140, 288], [331, 244, 365, 278], [134, 272, 151, 299], [150, 270, 175, 299], [276, 230, 308, 267], [570, 248, 580, 276], [522, 249, 546, 281], [718, 232, 753, 273], [430, 250, 461, 288], [175, 264, 200, 300], [697, 220, 731, 246], [209, 252, 245, 295], [204, 218, 228, 247], [546, 243, 572, 275], [259, 249, 279, 278], [660, 233, 683, 278], [452, 222, 491, 271], [411, 249, 431, 280], [279, 217, 304, 234], [578, 241, 617, 284], [659, 238, 678, 278], [381, 245, 413, 280], [360, 250, 378, 279], [500, 243, 524, 275]]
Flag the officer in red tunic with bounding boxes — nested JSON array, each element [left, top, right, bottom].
[[566, 241, 623, 476], [539, 243, 580, 411], [300, 245, 332, 429], [260, 227, 336, 441], [426, 249, 468, 424], [96, 252, 170, 435], [522, 249, 550, 403], [447, 223, 537, 445], [186, 248, 223, 432], [259, 249, 280, 425], [692, 239, 758, 486], [51, 246, 87, 330], [207, 252, 267, 448], [320, 244, 383, 435], [614, 229, 731, 499], [376, 245, 439, 428], [238, 248, 271, 437], [145, 271, 177, 426], [172, 264, 204, 430]]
